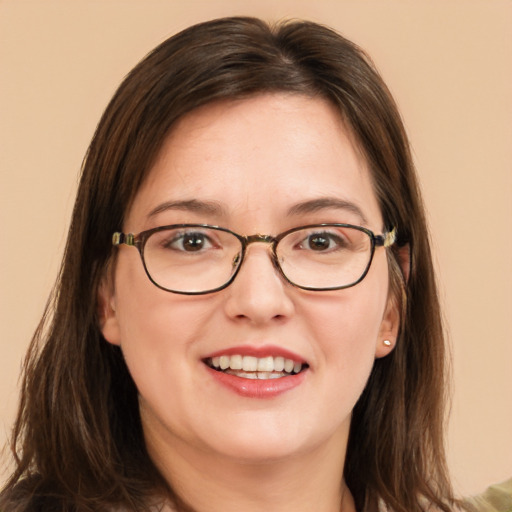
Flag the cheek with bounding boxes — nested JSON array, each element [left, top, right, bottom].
[[114, 249, 207, 339], [307, 299, 379, 396], [115, 291, 203, 365], [111, 253, 203, 387], [112, 287, 215, 441], [304, 263, 389, 378], [311, 291, 386, 350]]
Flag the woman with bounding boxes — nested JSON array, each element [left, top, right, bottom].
[[1, 17, 464, 512]]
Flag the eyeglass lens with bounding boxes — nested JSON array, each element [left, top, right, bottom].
[[142, 225, 374, 293]]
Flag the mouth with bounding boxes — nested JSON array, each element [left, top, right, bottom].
[[204, 355, 309, 380]]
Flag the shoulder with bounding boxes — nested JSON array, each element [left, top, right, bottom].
[[462, 478, 512, 512]]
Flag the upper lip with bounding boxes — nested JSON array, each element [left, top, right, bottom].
[[203, 345, 307, 364]]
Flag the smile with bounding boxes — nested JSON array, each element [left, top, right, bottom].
[[206, 355, 306, 380]]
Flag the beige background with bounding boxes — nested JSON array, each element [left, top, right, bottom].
[[1, 0, 511, 497]]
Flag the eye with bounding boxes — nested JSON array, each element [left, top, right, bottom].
[[165, 231, 215, 252], [300, 231, 347, 252]]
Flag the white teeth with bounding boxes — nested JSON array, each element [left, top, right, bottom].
[[242, 356, 258, 371], [230, 354, 243, 370], [208, 354, 305, 377], [219, 355, 230, 370], [238, 371, 257, 379], [284, 359, 294, 373], [274, 356, 285, 372], [224, 370, 288, 380], [257, 356, 274, 372]]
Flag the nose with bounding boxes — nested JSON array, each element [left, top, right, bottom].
[[223, 244, 295, 325]]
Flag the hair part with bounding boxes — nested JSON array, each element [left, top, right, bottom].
[[2, 16, 462, 512]]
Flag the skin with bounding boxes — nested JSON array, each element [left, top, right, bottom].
[[100, 93, 399, 512]]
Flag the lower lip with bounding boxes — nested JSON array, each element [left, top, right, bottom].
[[204, 365, 307, 398]]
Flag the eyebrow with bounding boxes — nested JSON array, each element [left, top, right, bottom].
[[147, 197, 368, 224], [147, 199, 227, 218], [286, 197, 368, 224]]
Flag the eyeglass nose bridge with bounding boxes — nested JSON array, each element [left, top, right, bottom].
[[234, 233, 282, 273], [244, 233, 275, 245]]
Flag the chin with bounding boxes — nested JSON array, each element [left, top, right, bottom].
[[212, 437, 309, 464], [196, 414, 340, 465]]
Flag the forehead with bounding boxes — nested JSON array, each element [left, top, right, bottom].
[[126, 93, 382, 231]]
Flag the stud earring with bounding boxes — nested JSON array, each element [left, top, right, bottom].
[[383, 339, 392, 347]]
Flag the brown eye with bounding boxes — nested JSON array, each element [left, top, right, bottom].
[[308, 234, 329, 250], [303, 232, 345, 252], [182, 233, 207, 251], [163, 231, 214, 252]]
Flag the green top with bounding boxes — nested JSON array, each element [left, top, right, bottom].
[[463, 478, 512, 512]]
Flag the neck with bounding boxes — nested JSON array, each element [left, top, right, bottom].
[[145, 422, 357, 512]]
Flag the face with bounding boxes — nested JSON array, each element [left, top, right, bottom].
[[100, 94, 398, 468]]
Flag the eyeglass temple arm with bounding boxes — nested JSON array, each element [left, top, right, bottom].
[[376, 227, 397, 248], [112, 232, 136, 246]]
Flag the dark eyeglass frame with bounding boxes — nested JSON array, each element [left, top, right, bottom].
[[112, 223, 396, 295]]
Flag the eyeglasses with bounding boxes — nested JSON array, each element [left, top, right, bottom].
[[112, 223, 396, 295]]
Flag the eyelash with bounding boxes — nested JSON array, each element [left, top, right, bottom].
[[163, 231, 215, 252]]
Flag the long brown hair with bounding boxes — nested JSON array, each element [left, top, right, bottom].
[[2, 17, 459, 512]]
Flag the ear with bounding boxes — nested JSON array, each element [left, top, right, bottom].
[[375, 292, 400, 359], [97, 275, 121, 346], [375, 243, 410, 358], [375, 244, 411, 358]]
